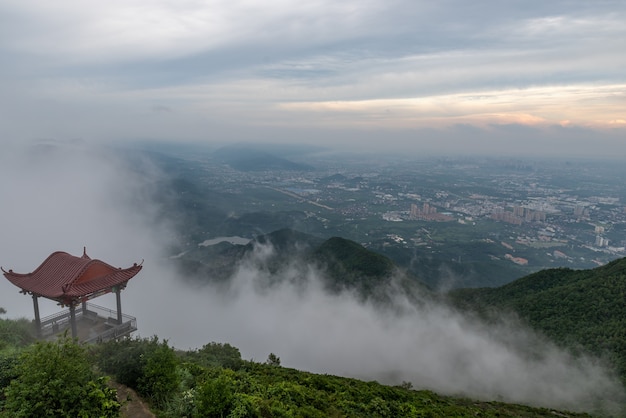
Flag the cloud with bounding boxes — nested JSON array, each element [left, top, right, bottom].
[[1, 142, 623, 414], [277, 84, 626, 127], [0, 0, 385, 64], [1, 0, 624, 157], [127, 244, 625, 414], [0, 141, 173, 317]]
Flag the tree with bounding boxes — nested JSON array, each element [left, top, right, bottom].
[[3, 336, 119, 417], [0, 312, 34, 351], [266, 352, 281, 367], [190, 342, 244, 370]]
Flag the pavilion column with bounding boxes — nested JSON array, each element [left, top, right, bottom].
[[69, 303, 77, 339], [32, 294, 41, 338], [115, 288, 123, 325]]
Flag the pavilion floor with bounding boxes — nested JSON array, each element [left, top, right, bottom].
[[39, 302, 137, 343]]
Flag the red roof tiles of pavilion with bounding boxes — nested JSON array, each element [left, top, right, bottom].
[[2, 250, 142, 305]]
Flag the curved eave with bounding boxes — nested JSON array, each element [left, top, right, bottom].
[[2, 269, 51, 296], [63, 265, 143, 300], [2, 263, 142, 302]]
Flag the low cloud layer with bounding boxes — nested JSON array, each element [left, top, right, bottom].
[[1, 143, 623, 414], [126, 252, 624, 413]]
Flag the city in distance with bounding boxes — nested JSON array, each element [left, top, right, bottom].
[[138, 141, 626, 290]]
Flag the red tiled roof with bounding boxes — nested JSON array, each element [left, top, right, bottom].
[[2, 250, 142, 305]]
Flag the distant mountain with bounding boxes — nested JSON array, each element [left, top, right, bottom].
[[312, 236, 397, 294], [448, 257, 626, 383], [252, 227, 325, 252], [176, 228, 428, 301], [213, 145, 315, 171]]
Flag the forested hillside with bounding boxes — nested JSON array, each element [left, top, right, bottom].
[[448, 257, 626, 383], [0, 324, 593, 417]]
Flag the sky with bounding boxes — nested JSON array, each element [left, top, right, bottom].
[[1, 0, 625, 156], [2, 3, 626, 410]]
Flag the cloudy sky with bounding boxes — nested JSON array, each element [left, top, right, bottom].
[[1, 0, 625, 156]]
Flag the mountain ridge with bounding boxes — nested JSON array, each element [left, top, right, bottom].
[[448, 257, 626, 384]]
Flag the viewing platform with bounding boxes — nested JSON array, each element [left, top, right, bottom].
[[2, 248, 143, 343], [39, 302, 137, 343]]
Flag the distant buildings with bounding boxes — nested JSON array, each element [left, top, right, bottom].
[[574, 204, 590, 219], [491, 205, 545, 225], [409, 203, 454, 222], [505, 253, 528, 265], [595, 235, 610, 247], [553, 250, 569, 259]]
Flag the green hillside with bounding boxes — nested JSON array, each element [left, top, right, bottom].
[[448, 257, 626, 382], [0, 326, 593, 417]]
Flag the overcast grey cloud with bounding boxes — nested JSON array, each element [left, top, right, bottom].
[[0, 0, 625, 154], [2, 4, 625, 412]]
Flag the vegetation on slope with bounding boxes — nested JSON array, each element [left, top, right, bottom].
[[0, 314, 593, 417], [448, 257, 626, 383], [4, 256, 626, 416], [3, 337, 119, 417]]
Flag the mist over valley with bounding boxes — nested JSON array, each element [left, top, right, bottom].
[[2, 141, 626, 414], [2, 2, 626, 414]]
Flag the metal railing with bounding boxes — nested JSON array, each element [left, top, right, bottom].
[[83, 319, 136, 343], [38, 302, 137, 343]]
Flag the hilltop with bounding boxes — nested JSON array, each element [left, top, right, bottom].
[[176, 228, 428, 302]]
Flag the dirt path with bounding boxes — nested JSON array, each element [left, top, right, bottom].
[[108, 380, 156, 418]]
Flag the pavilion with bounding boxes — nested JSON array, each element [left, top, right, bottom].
[[2, 248, 142, 342]]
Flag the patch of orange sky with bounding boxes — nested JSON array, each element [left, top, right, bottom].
[[279, 84, 626, 130]]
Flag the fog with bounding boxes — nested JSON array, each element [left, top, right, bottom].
[[1, 142, 624, 413]]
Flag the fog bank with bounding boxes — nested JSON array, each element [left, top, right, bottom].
[[1, 142, 623, 413], [126, 251, 624, 413]]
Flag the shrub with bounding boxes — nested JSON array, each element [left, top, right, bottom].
[[196, 372, 236, 418], [96, 336, 179, 408], [184, 342, 244, 370], [3, 337, 119, 417], [138, 339, 179, 406]]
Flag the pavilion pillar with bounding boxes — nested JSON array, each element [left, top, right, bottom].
[[32, 294, 41, 338], [81, 300, 87, 314], [115, 288, 123, 325], [69, 303, 77, 339]]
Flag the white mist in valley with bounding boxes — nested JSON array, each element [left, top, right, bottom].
[[129, 251, 625, 413], [0, 142, 623, 413]]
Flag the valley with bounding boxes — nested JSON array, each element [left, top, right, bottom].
[[139, 142, 626, 289]]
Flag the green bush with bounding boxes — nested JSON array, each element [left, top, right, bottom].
[[184, 342, 244, 370], [0, 352, 19, 410], [138, 339, 179, 406], [0, 317, 35, 351], [3, 337, 119, 417], [196, 372, 236, 418], [96, 336, 147, 388], [96, 336, 179, 407]]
